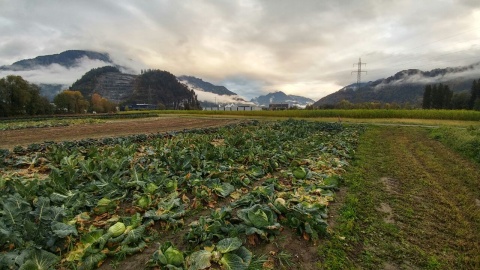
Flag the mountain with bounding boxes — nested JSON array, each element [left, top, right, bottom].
[[0, 50, 113, 71], [178, 75, 236, 95], [72, 68, 200, 109], [71, 66, 136, 103], [314, 63, 480, 107], [0, 50, 116, 100], [251, 91, 315, 108], [127, 70, 200, 109], [177, 75, 253, 106]]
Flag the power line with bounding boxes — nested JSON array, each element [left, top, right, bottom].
[[351, 58, 367, 88]]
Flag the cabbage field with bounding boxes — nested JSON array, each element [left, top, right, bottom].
[[0, 119, 363, 269]]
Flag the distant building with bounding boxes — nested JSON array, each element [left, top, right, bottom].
[[269, 103, 289, 110], [126, 103, 157, 110], [203, 105, 261, 111]]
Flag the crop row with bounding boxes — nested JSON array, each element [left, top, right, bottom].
[[0, 120, 363, 269]]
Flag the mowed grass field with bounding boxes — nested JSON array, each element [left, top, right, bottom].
[[319, 126, 480, 269], [1, 110, 479, 269]]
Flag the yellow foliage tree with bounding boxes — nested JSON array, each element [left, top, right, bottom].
[[54, 90, 89, 113], [91, 93, 116, 113]]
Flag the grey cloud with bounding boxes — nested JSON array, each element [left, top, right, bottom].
[[1, 0, 480, 100], [0, 57, 114, 86]]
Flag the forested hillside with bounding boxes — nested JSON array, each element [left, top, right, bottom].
[[314, 63, 480, 107], [71, 66, 121, 98], [126, 70, 201, 109]]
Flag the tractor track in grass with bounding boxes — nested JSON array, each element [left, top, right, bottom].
[[319, 126, 480, 269]]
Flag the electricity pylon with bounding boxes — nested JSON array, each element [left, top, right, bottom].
[[351, 58, 367, 89]]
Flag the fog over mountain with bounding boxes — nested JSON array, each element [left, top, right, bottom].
[[177, 75, 253, 106], [0, 50, 123, 100], [314, 62, 480, 106], [251, 91, 314, 108]]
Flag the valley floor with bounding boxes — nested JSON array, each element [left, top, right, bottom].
[[2, 116, 479, 269]]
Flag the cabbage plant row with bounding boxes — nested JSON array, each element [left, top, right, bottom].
[[0, 120, 363, 269]]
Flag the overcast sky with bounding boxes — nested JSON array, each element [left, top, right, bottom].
[[1, 0, 479, 100]]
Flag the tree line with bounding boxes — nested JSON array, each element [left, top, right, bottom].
[[0, 75, 53, 117], [0, 75, 116, 117], [310, 100, 417, 110], [422, 79, 480, 110]]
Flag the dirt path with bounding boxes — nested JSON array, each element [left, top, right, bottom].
[[0, 117, 241, 150], [319, 126, 480, 269]]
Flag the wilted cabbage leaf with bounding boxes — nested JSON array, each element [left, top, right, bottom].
[[216, 237, 242, 253], [187, 250, 212, 270]]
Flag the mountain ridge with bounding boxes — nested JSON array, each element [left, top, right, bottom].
[[177, 75, 237, 96], [314, 62, 480, 107], [0, 50, 118, 100], [251, 91, 314, 108], [0, 50, 113, 71]]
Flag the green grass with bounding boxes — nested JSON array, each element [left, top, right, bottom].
[[430, 125, 480, 163], [318, 126, 480, 269]]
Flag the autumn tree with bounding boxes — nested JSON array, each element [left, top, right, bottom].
[[54, 90, 89, 113], [91, 93, 117, 113]]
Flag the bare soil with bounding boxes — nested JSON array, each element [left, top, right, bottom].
[[0, 117, 241, 150]]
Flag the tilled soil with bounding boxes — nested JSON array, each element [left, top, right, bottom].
[[0, 117, 242, 150]]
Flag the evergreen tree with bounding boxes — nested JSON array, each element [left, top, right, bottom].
[[470, 79, 480, 110], [431, 84, 441, 109], [427, 83, 453, 109], [422, 84, 432, 109], [443, 84, 453, 109], [469, 80, 477, 109]]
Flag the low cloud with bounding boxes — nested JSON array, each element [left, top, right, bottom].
[[0, 57, 118, 87], [193, 89, 253, 105], [374, 63, 480, 89]]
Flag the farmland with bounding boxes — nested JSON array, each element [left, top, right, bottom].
[[1, 113, 479, 270], [0, 117, 241, 150], [0, 118, 363, 269], [146, 109, 480, 121]]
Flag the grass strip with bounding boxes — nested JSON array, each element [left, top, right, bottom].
[[318, 126, 480, 269]]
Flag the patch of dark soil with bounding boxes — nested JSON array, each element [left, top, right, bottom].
[[247, 227, 321, 270]]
